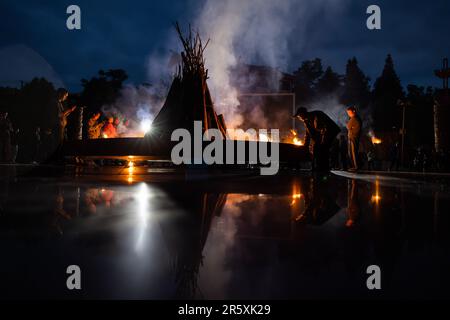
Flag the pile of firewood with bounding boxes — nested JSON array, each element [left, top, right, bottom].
[[150, 23, 227, 141]]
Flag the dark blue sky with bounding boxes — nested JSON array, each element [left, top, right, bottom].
[[0, 0, 449, 91]]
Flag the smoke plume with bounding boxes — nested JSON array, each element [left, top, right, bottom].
[[197, 0, 348, 129]]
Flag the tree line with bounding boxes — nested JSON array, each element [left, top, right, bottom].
[[0, 53, 437, 162]]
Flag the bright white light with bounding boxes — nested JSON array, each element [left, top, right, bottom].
[[140, 119, 152, 134], [134, 183, 150, 254]]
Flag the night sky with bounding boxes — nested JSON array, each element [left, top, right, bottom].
[[0, 0, 449, 91]]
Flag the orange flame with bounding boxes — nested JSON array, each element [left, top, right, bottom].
[[290, 129, 304, 146], [371, 137, 382, 144]]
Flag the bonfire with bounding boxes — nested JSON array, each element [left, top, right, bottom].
[[149, 23, 227, 141]]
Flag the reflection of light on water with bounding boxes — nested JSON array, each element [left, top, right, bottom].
[[290, 181, 303, 206], [223, 194, 251, 216], [371, 179, 381, 204], [135, 183, 151, 253], [127, 160, 134, 183]]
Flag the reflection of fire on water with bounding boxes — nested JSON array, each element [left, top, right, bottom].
[[371, 179, 381, 204], [290, 181, 303, 206], [290, 129, 304, 146], [127, 159, 134, 183]]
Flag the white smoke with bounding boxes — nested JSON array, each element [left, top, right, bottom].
[[311, 95, 348, 128], [197, 0, 348, 129]]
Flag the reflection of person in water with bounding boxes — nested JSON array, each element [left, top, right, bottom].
[[339, 178, 369, 278], [346, 179, 360, 227], [51, 187, 72, 235], [295, 176, 340, 225], [84, 188, 116, 214]]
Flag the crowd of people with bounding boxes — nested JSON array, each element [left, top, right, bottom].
[[0, 88, 135, 164], [0, 89, 72, 164], [293, 105, 450, 173]]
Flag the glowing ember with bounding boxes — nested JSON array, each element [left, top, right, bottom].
[[103, 134, 108, 139]]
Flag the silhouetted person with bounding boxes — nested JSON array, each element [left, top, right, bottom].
[[293, 107, 341, 172], [10, 127, 20, 163], [330, 139, 340, 169], [33, 127, 41, 164], [41, 128, 54, 162], [389, 142, 400, 171], [367, 149, 375, 171], [0, 111, 13, 163], [346, 106, 362, 172], [339, 135, 348, 170], [295, 176, 340, 224], [49, 89, 76, 163]]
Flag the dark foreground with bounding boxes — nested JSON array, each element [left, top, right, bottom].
[[0, 164, 449, 300]]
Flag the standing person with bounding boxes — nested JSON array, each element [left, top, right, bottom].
[[32, 127, 41, 164], [367, 149, 375, 171], [293, 107, 341, 172], [389, 142, 400, 171], [41, 128, 54, 162], [48, 88, 76, 164], [330, 139, 339, 170], [87, 112, 103, 139], [0, 111, 13, 163], [346, 106, 362, 172], [10, 127, 20, 163], [56, 88, 76, 145]]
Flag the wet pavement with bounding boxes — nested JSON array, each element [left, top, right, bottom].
[[0, 164, 450, 299]]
